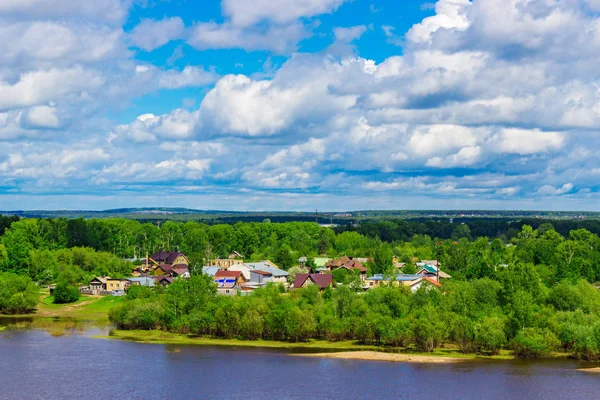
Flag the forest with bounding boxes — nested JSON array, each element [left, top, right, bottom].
[[1, 215, 600, 359]]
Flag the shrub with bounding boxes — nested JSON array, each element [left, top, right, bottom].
[[53, 282, 80, 304], [475, 317, 506, 355], [512, 328, 559, 359], [0, 273, 39, 314]]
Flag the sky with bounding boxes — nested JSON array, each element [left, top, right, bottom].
[[1, 0, 600, 212]]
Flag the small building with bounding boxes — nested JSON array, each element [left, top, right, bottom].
[[214, 270, 245, 295], [228, 263, 253, 281], [106, 278, 129, 295], [292, 273, 333, 290], [127, 277, 155, 287], [171, 265, 190, 279], [244, 261, 288, 284], [249, 270, 273, 285], [153, 276, 174, 286], [416, 264, 451, 281], [89, 276, 109, 293], [326, 256, 368, 281]]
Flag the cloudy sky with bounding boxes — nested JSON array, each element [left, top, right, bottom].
[[1, 0, 600, 211]]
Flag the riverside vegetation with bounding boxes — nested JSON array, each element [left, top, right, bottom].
[[1, 215, 600, 360]]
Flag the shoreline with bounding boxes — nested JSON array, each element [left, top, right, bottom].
[[293, 350, 466, 363], [579, 367, 600, 373]]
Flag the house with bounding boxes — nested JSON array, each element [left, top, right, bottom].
[[244, 261, 289, 284], [155, 264, 173, 276], [171, 265, 190, 279], [228, 251, 243, 259], [106, 278, 130, 295], [214, 270, 245, 295], [249, 270, 273, 285], [292, 273, 333, 290], [326, 256, 368, 280], [150, 251, 189, 266], [415, 263, 451, 281], [89, 276, 109, 292], [126, 277, 155, 287], [227, 263, 253, 280], [209, 258, 244, 269], [153, 276, 174, 286], [365, 274, 442, 292]]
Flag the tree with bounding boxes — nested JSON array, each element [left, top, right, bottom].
[[0, 272, 39, 314], [373, 243, 394, 275]]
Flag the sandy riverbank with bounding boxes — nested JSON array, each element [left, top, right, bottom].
[[579, 367, 600, 373], [295, 350, 467, 364]]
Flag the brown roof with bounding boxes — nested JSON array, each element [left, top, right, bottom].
[[215, 270, 242, 278], [158, 264, 173, 272], [327, 256, 367, 272], [251, 270, 273, 276], [151, 251, 187, 265], [424, 277, 442, 287], [293, 273, 333, 289], [171, 267, 189, 276]]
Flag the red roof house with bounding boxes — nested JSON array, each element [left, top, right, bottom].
[[292, 273, 333, 290]]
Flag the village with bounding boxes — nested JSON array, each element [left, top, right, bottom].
[[78, 250, 450, 296]]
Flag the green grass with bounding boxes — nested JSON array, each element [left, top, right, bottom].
[[98, 330, 380, 351], [96, 330, 519, 360], [40, 295, 90, 308], [34, 294, 124, 321]]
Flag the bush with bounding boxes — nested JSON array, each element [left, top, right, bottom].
[[0, 272, 39, 314], [53, 282, 80, 304], [475, 317, 506, 355], [109, 300, 164, 330], [512, 328, 559, 359]]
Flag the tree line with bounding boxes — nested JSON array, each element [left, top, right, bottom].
[[110, 270, 600, 360]]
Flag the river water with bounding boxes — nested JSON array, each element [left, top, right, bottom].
[[0, 326, 599, 400]]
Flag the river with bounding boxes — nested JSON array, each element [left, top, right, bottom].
[[0, 325, 598, 400]]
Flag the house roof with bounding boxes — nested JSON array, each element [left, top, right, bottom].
[[151, 251, 187, 265], [90, 276, 110, 284], [245, 262, 289, 277], [215, 270, 242, 279], [158, 264, 173, 272], [202, 266, 220, 277], [251, 270, 273, 276], [127, 277, 155, 287], [424, 277, 442, 287], [293, 273, 333, 289], [171, 267, 189, 276], [153, 276, 173, 284], [327, 256, 367, 272]]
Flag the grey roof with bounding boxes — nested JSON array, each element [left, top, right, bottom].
[[127, 277, 155, 287], [244, 262, 288, 277], [202, 266, 220, 277]]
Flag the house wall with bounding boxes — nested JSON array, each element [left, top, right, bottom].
[[107, 280, 128, 291], [209, 259, 243, 269], [228, 264, 252, 280], [172, 255, 189, 265]]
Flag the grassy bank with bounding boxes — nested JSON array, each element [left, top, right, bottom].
[[98, 329, 518, 361], [1, 292, 124, 322]]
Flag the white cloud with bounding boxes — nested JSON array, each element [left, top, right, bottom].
[[129, 17, 184, 51], [188, 21, 308, 53], [489, 128, 565, 155], [0, 0, 129, 24], [537, 183, 574, 196], [158, 66, 219, 89], [222, 0, 349, 27], [22, 106, 60, 129]]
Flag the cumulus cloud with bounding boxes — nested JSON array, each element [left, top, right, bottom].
[[188, 21, 308, 54], [129, 17, 184, 51], [222, 0, 349, 27]]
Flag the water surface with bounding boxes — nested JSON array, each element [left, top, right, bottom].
[[0, 328, 598, 400]]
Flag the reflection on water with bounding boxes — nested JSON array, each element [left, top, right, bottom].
[[1, 326, 599, 400]]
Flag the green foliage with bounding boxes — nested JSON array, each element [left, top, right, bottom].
[[512, 328, 560, 359], [0, 272, 39, 314], [53, 283, 80, 304], [475, 317, 507, 355]]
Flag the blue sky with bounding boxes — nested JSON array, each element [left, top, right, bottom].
[[1, 0, 600, 211]]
